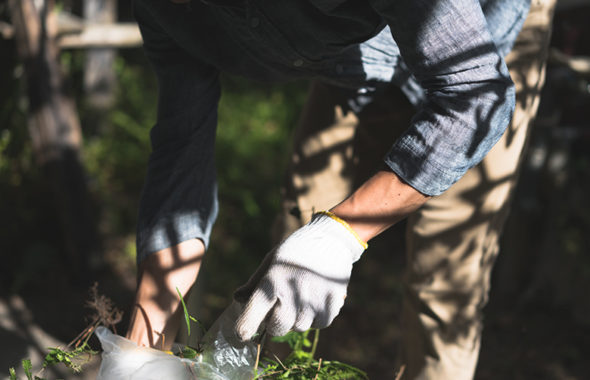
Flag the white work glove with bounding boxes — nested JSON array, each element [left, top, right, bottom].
[[234, 211, 367, 341]]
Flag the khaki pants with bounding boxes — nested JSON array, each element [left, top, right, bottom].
[[275, 0, 556, 378]]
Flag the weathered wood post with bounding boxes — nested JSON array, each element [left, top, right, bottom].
[[83, 0, 117, 110], [9, 0, 99, 277]]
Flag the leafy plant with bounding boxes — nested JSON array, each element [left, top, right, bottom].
[[175, 286, 368, 379], [21, 359, 34, 380], [175, 286, 206, 358], [176, 286, 206, 340], [9, 359, 45, 380], [42, 343, 97, 373], [256, 330, 369, 380], [7, 283, 115, 379], [7, 348, 95, 379]]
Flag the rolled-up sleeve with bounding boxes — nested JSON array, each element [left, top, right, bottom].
[[134, 0, 221, 264], [371, 0, 516, 195]]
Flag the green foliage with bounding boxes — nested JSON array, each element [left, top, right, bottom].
[[260, 359, 368, 380], [7, 349, 98, 380], [256, 330, 369, 380], [175, 287, 206, 358], [215, 77, 305, 228], [22, 359, 33, 380], [176, 286, 206, 340], [258, 355, 368, 379], [177, 286, 193, 337], [179, 346, 199, 359], [42, 343, 97, 373], [8, 359, 46, 380], [6, 284, 118, 379], [82, 55, 156, 238], [9, 367, 17, 380], [205, 77, 307, 320], [272, 331, 313, 355]]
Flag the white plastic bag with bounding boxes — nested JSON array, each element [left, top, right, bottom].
[[95, 302, 258, 380], [198, 302, 259, 379]]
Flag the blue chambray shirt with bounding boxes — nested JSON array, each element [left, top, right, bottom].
[[132, 0, 530, 262]]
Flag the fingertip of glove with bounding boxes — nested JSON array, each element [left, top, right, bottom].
[[234, 315, 260, 342], [234, 303, 265, 342], [234, 326, 252, 342], [267, 326, 290, 338]]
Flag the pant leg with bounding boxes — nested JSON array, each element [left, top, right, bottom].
[[273, 82, 360, 242], [399, 0, 557, 378]]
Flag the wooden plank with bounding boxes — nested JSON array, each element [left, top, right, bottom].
[[58, 23, 142, 49], [84, 0, 118, 108]]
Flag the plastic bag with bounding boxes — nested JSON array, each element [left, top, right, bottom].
[[95, 302, 259, 380]]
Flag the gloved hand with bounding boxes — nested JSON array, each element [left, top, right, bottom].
[[234, 211, 367, 341]]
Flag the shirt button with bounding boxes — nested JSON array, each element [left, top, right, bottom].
[[293, 59, 304, 67], [250, 17, 260, 28]]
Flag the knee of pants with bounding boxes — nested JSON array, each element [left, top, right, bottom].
[[403, 208, 501, 330], [404, 280, 490, 333]]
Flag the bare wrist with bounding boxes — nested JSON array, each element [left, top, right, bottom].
[[330, 170, 430, 242]]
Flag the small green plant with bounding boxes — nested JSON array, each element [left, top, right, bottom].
[[176, 287, 207, 340], [8, 346, 96, 380], [255, 330, 369, 379], [174, 288, 368, 379], [42, 343, 97, 373], [7, 283, 116, 379], [175, 287, 207, 358], [9, 357, 49, 380]]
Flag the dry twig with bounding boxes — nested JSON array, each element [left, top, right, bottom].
[[394, 364, 406, 380], [313, 358, 323, 380]]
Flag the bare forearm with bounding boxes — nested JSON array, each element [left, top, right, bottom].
[[330, 169, 430, 242], [126, 239, 205, 349]]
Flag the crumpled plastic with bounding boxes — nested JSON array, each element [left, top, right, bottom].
[[95, 302, 259, 380]]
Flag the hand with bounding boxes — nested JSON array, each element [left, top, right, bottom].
[[234, 212, 367, 341]]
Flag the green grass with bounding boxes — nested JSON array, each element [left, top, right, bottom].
[[256, 331, 369, 379]]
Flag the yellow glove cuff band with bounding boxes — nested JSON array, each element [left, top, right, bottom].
[[316, 211, 369, 250]]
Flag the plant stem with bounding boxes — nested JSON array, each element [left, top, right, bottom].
[[394, 364, 406, 380], [309, 329, 320, 364], [313, 358, 323, 380]]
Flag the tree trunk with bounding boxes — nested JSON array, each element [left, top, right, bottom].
[[9, 0, 99, 278]]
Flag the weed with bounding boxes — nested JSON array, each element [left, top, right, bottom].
[[7, 283, 115, 379], [42, 344, 97, 373], [175, 286, 208, 358], [176, 286, 206, 341], [255, 330, 369, 379], [9, 358, 47, 380]]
